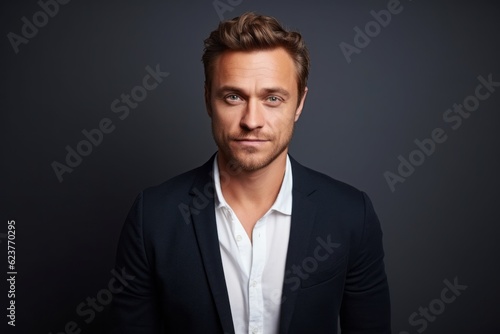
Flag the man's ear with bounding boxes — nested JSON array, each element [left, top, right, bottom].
[[294, 87, 308, 122], [205, 83, 212, 117]]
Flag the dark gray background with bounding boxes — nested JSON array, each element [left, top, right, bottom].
[[1, 0, 499, 333]]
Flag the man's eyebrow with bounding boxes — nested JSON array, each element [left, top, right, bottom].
[[261, 87, 290, 98], [215, 86, 290, 98], [215, 86, 245, 96]]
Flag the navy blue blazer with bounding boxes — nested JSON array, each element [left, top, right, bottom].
[[111, 154, 391, 333]]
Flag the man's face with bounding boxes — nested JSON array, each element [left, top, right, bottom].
[[206, 47, 307, 172]]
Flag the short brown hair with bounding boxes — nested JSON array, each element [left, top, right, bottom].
[[202, 12, 310, 102]]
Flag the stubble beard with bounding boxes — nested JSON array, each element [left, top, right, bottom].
[[211, 125, 295, 173]]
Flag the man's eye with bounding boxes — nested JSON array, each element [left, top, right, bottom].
[[226, 95, 241, 101], [266, 96, 282, 104]]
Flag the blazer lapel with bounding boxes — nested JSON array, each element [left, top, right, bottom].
[[279, 157, 318, 334], [189, 155, 235, 334]]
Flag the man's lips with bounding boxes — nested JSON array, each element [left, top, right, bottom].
[[232, 138, 270, 146], [234, 138, 269, 142]]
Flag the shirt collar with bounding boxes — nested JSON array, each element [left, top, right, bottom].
[[212, 153, 293, 216]]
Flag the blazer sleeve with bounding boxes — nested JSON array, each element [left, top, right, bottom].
[[339, 192, 391, 333], [110, 192, 162, 334]]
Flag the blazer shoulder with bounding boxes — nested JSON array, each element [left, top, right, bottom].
[[291, 157, 365, 202], [141, 155, 214, 205]]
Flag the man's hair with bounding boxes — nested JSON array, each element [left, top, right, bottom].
[[202, 12, 310, 103]]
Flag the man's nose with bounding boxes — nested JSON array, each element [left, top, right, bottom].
[[240, 98, 264, 130]]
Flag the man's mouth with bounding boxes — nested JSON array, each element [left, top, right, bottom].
[[233, 138, 270, 146], [234, 138, 268, 141]]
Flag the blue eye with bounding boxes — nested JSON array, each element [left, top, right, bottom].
[[225, 95, 242, 103], [266, 96, 283, 104]]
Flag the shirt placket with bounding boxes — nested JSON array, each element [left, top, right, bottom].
[[248, 216, 267, 334], [226, 207, 252, 276]]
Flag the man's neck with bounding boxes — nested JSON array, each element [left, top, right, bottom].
[[217, 151, 287, 213]]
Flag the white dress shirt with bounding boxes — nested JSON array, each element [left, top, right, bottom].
[[213, 154, 293, 334]]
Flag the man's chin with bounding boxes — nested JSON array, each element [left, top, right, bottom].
[[226, 150, 287, 173], [230, 155, 265, 172]]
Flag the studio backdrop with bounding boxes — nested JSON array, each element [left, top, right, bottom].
[[1, 0, 499, 333]]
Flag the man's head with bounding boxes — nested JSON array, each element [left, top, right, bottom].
[[202, 12, 310, 104], [202, 12, 310, 172]]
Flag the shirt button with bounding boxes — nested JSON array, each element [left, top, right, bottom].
[[236, 235, 242, 242], [251, 280, 257, 287]]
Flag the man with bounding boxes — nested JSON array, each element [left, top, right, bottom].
[[111, 12, 391, 333]]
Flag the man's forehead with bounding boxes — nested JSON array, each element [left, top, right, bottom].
[[215, 47, 294, 67], [212, 48, 297, 85]]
